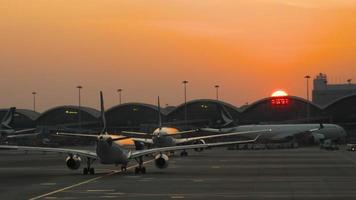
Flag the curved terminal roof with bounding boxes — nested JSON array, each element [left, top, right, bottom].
[[0, 108, 40, 128], [240, 96, 323, 124], [166, 99, 241, 127], [323, 94, 356, 123], [105, 103, 163, 132], [36, 105, 100, 127]]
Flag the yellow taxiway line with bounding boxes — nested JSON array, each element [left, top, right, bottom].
[[29, 160, 153, 200]]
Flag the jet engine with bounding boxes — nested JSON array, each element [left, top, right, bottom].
[[194, 139, 206, 152], [154, 154, 169, 169], [66, 155, 81, 170]]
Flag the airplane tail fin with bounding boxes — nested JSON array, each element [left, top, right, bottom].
[[157, 96, 162, 130], [1, 107, 16, 129], [219, 104, 236, 127], [100, 91, 107, 135]]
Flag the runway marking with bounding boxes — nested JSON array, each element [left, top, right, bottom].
[[29, 160, 153, 200], [99, 196, 117, 198], [87, 189, 115, 192], [107, 192, 125, 195], [211, 165, 221, 169], [171, 196, 185, 199], [40, 183, 57, 186]]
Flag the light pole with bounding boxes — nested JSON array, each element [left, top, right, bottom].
[[304, 75, 311, 122], [32, 92, 37, 112], [117, 89, 123, 105], [182, 80, 188, 127], [215, 85, 220, 100], [76, 85, 82, 129]]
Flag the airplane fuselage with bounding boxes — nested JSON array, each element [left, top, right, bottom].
[[222, 124, 346, 143], [151, 127, 179, 147], [152, 135, 176, 147], [96, 135, 130, 165]]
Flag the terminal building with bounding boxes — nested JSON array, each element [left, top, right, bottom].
[[2, 77, 356, 140], [313, 73, 356, 107]]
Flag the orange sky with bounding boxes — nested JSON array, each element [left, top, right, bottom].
[[1, 0, 356, 111]]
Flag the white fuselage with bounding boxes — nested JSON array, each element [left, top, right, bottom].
[[96, 135, 130, 165], [222, 124, 346, 143], [151, 127, 179, 147]]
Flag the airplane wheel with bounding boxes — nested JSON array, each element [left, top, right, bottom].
[[141, 167, 146, 174], [89, 168, 95, 175], [180, 151, 188, 157], [135, 167, 140, 174], [83, 168, 88, 175]]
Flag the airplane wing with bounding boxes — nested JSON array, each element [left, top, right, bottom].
[[0, 145, 98, 159], [131, 138, 154, 144], [7, 132, 40, 139], [120, 131, 152, 139], [174, 129, 271, 144], [14, 128, 37, 134], [200, 127, 235, 134], [56, 132, 128, 141], [129, 135, 260, 159], [56, 132, 99, 138]]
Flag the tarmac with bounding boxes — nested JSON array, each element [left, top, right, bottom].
[[1, 146, 356, 199]]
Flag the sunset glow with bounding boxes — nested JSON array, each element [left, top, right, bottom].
[[1, 1, 356, 110], [271, 90, 288, 97]]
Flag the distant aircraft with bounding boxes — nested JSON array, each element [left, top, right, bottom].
[[119, 97, 270, 156], [0, 107, 37, 141], [0, 91, 260, 175], [202, 107, 346, 149]]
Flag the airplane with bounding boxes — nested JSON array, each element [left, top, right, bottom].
[[118, 97, 270, 156], [0, 91, 261, 175], [202, 106, 347, 149], [0, 107, 38, 141]]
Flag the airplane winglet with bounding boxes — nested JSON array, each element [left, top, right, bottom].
[[100, 91, 107, 135], [253, 134, 261, 142], [157, 96, 162, 130]]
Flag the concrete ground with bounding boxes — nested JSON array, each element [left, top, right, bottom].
[[1, 146, 356, 199]]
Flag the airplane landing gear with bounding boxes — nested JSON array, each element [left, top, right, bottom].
[[83, 167, 95, 175], [135, 166, 146, 174], [83, 157, 95, 175], [180, 150, 188, 157], [121, 164, 127, 172], [134, 156, 146, 174]]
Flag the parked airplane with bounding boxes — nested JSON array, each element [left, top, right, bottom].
[[0, 107, 37, 141], [202, 107, 347, 148], [119, 97, 270, 156], [0, 92, 260, 175]]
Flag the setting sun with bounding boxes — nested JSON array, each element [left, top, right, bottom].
[[271, 90, 288, 97]]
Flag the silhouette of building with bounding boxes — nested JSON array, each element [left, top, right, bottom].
[[312, 73, 356, 106]]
